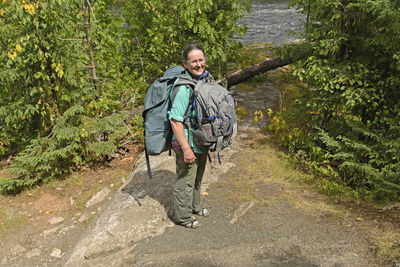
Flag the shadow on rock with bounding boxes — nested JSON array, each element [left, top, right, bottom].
[[121, 169, 176, 218]]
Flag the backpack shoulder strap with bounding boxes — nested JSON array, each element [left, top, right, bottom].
[[171, 75, 196, 106], [175, 75, 196, 88], [169, 76, 197, 145]]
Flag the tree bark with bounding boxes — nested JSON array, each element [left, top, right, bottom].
[[223, 46, 312, 87], [224, 56, 293, 87]]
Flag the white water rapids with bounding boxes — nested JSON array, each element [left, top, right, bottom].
[[238, 0, 305, 44]]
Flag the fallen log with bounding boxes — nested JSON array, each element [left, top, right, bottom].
[[224, 48, 312, 87], [222, 42, 313, 87], [224, 56, 294, 87]]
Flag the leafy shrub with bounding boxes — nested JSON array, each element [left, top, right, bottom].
[[281, 0, 400, 201]]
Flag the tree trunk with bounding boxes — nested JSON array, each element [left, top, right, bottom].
[[83, 0, 98, 92], [223, 45, 312, 87], [224, 56, 294, 87]]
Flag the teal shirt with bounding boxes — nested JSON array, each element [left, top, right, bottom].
[[168, 71, 203, 154]]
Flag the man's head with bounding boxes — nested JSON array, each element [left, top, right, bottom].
[[182, 43, 206, 80]]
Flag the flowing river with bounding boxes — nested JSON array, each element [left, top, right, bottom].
[[234, 0, 305, 127], [237, 0, 305, 44]]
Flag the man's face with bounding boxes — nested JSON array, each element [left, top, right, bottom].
[[183, 49, 206, 79]]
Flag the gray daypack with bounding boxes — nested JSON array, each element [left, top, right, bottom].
[[191, 81, 237, 156]]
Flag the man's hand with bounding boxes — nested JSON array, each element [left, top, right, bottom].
[[170, 119, 196, 164], [183, 147, 196, 164]]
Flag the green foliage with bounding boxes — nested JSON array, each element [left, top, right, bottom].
[[129, 115, 144, 142], [0, 0, 132, 193], [4, 105, 129, 194], [283, 0, 400, 201], [1, 0, 86, 154], [0, 0, 249, 193], [123, 0, 250, 80]]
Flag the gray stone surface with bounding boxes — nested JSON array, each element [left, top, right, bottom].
[[84, 187, 111, 208], [9, 244, 27, 255], [50, 248, 62, 258], [48, 216, 64, 225], [41, 226, 60, 237], [26, 248, 41, 259]]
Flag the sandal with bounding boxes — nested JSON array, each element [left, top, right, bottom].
[[181, 219, 200, 228], [194, 208, 209, 217]]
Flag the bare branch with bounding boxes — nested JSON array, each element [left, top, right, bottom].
[[86, 0, 96, 22], [83, 0, 99, 91]]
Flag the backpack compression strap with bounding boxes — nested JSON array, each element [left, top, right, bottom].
[[216, 136, 224, 164], [145, 147, 153, 179]]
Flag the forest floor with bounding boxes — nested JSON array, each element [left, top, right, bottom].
[[0, 69, 399, 266]]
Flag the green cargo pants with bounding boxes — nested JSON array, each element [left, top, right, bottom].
[[172, 149, 208, 224]]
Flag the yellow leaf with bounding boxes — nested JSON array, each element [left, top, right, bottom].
[[16, 44, 22, 52], [7, 51, 14, 60]]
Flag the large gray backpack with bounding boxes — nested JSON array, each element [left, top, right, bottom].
[[191, 81, 237, 157], [142, 66, 195, 178]]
